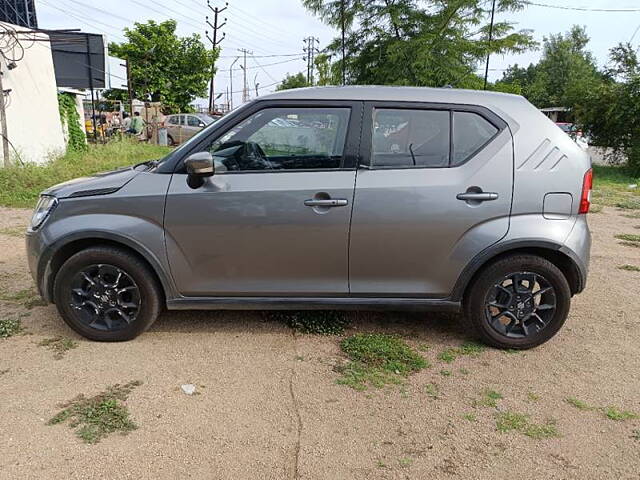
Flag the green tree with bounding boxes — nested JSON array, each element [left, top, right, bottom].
[[276, 72, 310, 90], [577, 43, 640, 175], [302, 0, 535, 87], [109, 20, 217, 113], [496, 26, 602, 108]]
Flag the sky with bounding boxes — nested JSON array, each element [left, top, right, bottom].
[[36, 0, 640, 110]]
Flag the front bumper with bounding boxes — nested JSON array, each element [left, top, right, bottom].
[[25, 229, 52, 303]]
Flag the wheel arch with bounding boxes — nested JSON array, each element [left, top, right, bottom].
[[42, 233, 173, 304], [452, 240, 585, 303]]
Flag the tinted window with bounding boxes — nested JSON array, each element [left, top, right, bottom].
[[187, 116, 203, 127], [372, 109, 449, 168], [168, 116, 180, 125], [203, 107, 350, 171], [452, 111, 498, 166]]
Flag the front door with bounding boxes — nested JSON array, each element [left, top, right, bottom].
[[164, 102, 362, 297], [349, 102, 514, 297]]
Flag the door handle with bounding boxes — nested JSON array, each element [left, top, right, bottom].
[[456, 192, 499, 202], [304, 198, 349, 207]]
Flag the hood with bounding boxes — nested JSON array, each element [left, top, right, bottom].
[[42, 167, 141, 199]]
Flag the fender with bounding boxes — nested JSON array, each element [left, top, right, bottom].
[[450, 239, 587, 302], [38, 230, 177, 303]]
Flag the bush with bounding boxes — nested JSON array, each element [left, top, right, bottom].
[[265, 310, 350, 335]]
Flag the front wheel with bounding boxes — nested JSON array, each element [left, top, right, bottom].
[[463, 254, 571, 349], [53, 246, 162, 341]]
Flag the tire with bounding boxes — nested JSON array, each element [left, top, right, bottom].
[[53, 246, 162, 342], [463, 254, 571, 350], [167, 135, 176, 146]]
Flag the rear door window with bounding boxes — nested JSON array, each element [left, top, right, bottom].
[[452, 111, 499, 166], [371, 109, 450, 168]]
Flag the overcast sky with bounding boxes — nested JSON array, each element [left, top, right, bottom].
[[37, 0, 640, 109]]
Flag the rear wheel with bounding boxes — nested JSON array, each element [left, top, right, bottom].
[[53, 246, 162, 341], [463, 254, 571, 349]]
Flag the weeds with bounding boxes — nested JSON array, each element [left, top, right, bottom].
[[0, 287, 46, 309], [565, 397, 637, 421], [0, 139, 171, 208], [0, 227, 24, 237], [463, 413, 477, 422], [38, 337, 78, 359], [496, 412, 559, 439], [424, 383, 439, 399], [620, 241, 640, 248], [527, 392, 541, 403], [615, 233, 640, 243], [335, 334, 428, 390], [47, 381, 142, 444], [476, 389, 503, 408], [265, 311, 349, 335], [566, 397, 593, 411], [618, 264, 640, 272], [437, 342, 486, 363], [439, 369, 452, 377], [0, 315, 23, 338]]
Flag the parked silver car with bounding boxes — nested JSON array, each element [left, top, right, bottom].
[[26, 86, 592, 348], [165, 113, 220, 145]]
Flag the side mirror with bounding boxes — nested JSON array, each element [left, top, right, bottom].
[[185, 152, 214, 189]]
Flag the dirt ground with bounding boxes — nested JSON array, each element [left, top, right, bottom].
[[0, 206, 639, 480]]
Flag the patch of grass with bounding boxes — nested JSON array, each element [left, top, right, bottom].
[[0, 227, 24, 237], [0, 315, 23, 338], [463, 413, 477, 422], [398, 457, 413, 468], [459, 367, 470, 375], [439, 369, 452, 377], [437, 342, 486, 363], [496, 412, 559, 439], [622, 211, 640, 219], [527, 392, 541, 403], [589, 204, 604, 213], [603, 406, 638, 421], [38, 337, 78, 359], [615, 233, 640, 243], [265, 311, 349, 335], [618, 264, 640, 272], [620, 241, 640, 248], [591, 166, 640, 209], [336, 334, 428, 390], [424, 383, 439, 399], [0, 139, 171, 208], [477, 389, 503, 408], [47, 381, 142, 444], [0, 287, 46, 309], [566, 397, 593, 411], [417, 343, 431, 352]]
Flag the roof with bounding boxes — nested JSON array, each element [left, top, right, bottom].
[[261, 85, 524, 106]]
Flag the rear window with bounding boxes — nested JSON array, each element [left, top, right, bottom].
[[452, 112, 498, 166]]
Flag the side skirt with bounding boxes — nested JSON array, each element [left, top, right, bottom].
[[166, 296, 461, 312]]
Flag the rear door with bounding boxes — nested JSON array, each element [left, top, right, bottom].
[[349, 102, 513, 297], [185, 115, 204, 140], [164, 100, 362, 297]]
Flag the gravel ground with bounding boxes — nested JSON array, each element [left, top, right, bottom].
[[0, 206, 639, 480]]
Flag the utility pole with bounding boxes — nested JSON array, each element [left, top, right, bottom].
[[483, 0, 496, 90], [0, 67, 10, 167], [253, 73, 259, 98], [303, 36, 319, 85], [229, 56, 239, 110], [237, 48, 252, 103], [341, 0, 346, 85], [206, 1, 227, 114], [124, 59, 134, 115]]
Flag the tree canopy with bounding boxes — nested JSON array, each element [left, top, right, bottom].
[[109, 20, 217, 113], [276, 72, 310, 90], [302, 0, 535, 88]]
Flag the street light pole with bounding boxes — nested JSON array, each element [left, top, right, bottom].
[[483, 0, 497, 90], [229, 56, 239, 110]]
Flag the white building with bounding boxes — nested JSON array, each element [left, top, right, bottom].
[[1, 22, 66, 165]]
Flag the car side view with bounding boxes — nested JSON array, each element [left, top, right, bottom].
[[25, 86, 592, 349]]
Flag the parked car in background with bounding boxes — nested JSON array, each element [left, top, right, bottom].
[[26, 86, 592, 349], [165, 113, 221, 145], [556, 122, 589, 151]]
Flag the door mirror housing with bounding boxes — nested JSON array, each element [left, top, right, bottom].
[[185, 152, 214, 189]]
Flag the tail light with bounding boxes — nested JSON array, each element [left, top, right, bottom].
[[579, 168, 593, 214]]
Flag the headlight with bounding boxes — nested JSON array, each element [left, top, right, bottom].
[[30, 195, 58, 231]]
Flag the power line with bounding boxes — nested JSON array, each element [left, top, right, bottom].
[[525, 1, 640, 13]]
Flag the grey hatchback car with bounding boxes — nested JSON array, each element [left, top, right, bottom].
[[26, 87, 592, 349]]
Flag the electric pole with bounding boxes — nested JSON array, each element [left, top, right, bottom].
[[0, 67, 10, 167], [483, 0, 496, 90], [303, 36, 319, 85], [238, 48, 252, 103], [229, 56, 239, 110], [206, 1, 227, 114]]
